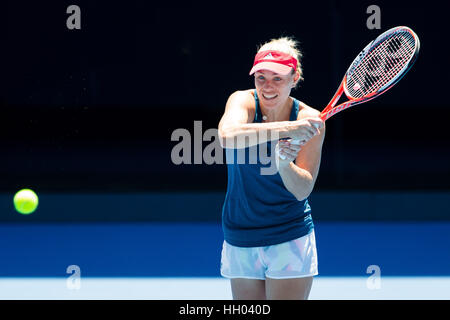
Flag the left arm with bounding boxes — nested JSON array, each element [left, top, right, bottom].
[[276, 104, 326, 201]]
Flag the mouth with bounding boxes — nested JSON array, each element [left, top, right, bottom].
[[262, 93, 278, 100]]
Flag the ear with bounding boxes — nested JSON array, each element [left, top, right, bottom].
[[292, 71, 301, 88]]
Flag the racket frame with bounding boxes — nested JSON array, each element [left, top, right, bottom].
[[320, 26, 420, 121]]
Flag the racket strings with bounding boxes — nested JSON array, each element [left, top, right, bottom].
[[359, 34, 413, 93], [352, 33, 415, 95], [359, 35, 412, 89], [347, 31, 416, 98]]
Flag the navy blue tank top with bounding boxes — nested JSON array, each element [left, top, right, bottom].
[[221, 90, 314, 247]]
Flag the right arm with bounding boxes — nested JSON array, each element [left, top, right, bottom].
[[218, 90, 322, 149]]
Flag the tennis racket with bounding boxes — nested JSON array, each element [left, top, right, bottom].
[[320, 26, 420, 121]]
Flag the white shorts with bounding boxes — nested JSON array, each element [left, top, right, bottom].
[[220, 231, 318, 280]]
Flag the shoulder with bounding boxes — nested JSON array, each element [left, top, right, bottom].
[[227, 89, 255, 107], [219, 89, 256, 127], [225, 89, 256, 116], [296, 100, 321, 120]]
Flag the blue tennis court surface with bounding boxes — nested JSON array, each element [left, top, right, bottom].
[[1, 222, 449, 299]]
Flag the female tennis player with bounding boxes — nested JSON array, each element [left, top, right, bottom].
[[218, 37, 326, 300]]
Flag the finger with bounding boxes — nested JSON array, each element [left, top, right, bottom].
[[280, 142, 298, 150], [305, 132, 315, 141], [287, 139, 306, 147], [278, 142, 289, 151], [281, 147, 300, 158], [298, 122, 320, 139], [312, 124, 321, 136], [290, 148, 298, 157], [276, 144, 286, 160], [305, 126, 320, 138], [303, 126, 316, 136], [288, 149, 300, 158], [290, 139, 307, 146], [284, 144, 301, 152], [285, 153, 297, 161], [279, 148, 297, 160], [307, 118, 325, 130], [298, 131, 313, 142], [290, 143, 302, 152], [287, 141, 302, 149]]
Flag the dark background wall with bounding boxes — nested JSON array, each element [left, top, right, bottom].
[[3, 1, 450, 221]]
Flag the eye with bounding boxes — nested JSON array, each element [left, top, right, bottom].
[[274, 77, 282, 81], [257, 75, 265, 80]]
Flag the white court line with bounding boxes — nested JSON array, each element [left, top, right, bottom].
[[0, 277, 449, 300]]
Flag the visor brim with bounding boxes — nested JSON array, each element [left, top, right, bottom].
[[249, 62, 293, 76]]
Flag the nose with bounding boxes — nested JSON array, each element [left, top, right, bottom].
[[262, 80, 274, 90]]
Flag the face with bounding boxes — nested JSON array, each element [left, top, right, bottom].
[[254, 70, 298, 109]]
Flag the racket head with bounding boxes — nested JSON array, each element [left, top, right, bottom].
[[343, 26, 420, 100]]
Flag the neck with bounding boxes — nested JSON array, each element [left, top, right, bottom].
[[260, 98, 293, 122]]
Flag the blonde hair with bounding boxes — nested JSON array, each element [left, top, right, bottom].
[[257, 36, 304, 86]]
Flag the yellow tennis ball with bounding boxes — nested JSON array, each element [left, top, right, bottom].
[[14, 189, 39, 215]]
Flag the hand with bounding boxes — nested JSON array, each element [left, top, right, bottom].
[[275, 139, 303, 169], [287, 117, 324, 144]]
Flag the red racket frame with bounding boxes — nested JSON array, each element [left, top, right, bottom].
[[319, 26, 420, 121]]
